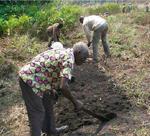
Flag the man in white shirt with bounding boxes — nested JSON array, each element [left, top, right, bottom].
[[80, 15, 110, 62]]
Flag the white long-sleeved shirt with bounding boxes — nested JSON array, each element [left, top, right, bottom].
[[82, 15, 106, 42]]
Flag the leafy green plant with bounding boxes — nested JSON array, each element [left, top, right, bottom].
[[6, 15, 20, 35], [60, 5, 81, 30], [18, 15, 31, 26], [0, 1, 84, 38]]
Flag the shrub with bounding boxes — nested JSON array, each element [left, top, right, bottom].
[[18, 15, 31, 28], [60, 5, 82, 30], [5, 15, 31, 35], [88, 3, 121, 15], [29, 3, 82, 40], [6, 15, 20, 35], [0, 1, 83, 38]]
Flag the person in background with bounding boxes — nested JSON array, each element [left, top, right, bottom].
[[46, 21, 63, 47], [18, 42, 89, 136], [79, 15, 110, 62], [127, 3, 132, 13], [145, 2, 149, 12], [122, 3, 126, 13]]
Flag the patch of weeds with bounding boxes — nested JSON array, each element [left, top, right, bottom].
[[121, 69, 149, 108], [108, 14, 138, 59], [132, 12, 150, 26], [111, 43, 136, 58], [74, 32, 84, 39], [142, 43, 150, 50], [4, 34, 44, 61], [128, 88, 149, 109], [88, 3, 121, 15], [110, 23, 136, 44], [134, 127, 150, 136], [108, 14, 123, 24]]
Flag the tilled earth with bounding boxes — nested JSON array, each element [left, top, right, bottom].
[[54, 59, 132, 136]]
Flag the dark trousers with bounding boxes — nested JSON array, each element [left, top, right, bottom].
[[19, 77, 56, 136]]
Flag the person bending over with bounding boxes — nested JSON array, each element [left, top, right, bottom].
[[80, 15, 110, 62], [18, 42, 89, 136], [47, 22, 63, 47]]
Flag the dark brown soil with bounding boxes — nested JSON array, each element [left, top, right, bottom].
[[54, 59, 132, 136]]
